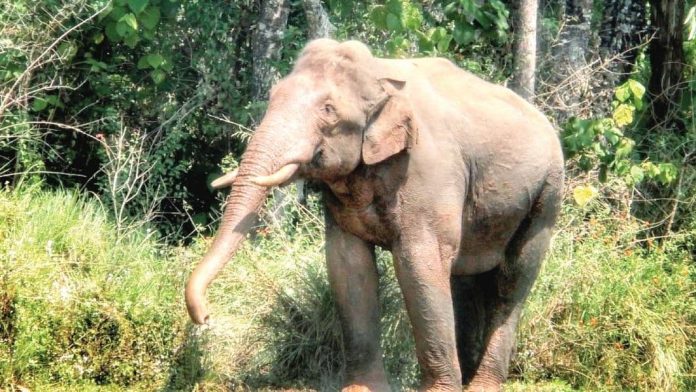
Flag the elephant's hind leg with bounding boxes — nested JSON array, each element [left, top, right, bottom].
[[451, 270, 496, 385], [459, 187, 561, 391]]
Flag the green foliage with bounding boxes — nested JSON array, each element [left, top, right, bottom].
[[328, 0, 512, 80], [563, 79, 678, 186], [2, 2, 696, 391]]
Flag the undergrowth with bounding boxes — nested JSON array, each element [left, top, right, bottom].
[[0, 185, 192, 390], [1, 182, 694, 391]]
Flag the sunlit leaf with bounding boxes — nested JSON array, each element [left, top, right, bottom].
[[120, 13, 138, 30], [573, 185, 598, 208], [615, 138, 634, 160], [615, 84, 630, 102], [627, 80, 645, 100], [613, 104, 634, 127], [629, 165, 644, 184]]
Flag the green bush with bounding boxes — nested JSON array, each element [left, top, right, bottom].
[[0, 185, 192, 389]]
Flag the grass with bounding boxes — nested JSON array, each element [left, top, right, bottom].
[[0, 185, 193, 390], [1, 183, 694, 391]]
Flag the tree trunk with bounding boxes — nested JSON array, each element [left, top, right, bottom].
[[647, 0, 685, 131], [599, 0, 648, 78], [251, 0, 290, 102], [251, 0, 290, 224], [302, 0, 335, 39], [511, 0, 539, 101]]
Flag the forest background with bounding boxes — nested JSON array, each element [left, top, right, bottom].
[[1, 0, 695, 391]]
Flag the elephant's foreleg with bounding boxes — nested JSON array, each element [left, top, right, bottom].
[[393, 236, 462, 391], [325, 212, 388, 391]]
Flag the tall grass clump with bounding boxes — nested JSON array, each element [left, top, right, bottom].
[[511, 191, 696, 391], [188, 189, 419, 390], [0, 185, 193, 390], [186, 182, 695, 391]]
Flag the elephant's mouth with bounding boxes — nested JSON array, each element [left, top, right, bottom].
[[310, 148, 324, 168]]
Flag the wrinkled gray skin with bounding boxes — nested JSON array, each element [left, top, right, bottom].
[[186, 39, 564, 392]]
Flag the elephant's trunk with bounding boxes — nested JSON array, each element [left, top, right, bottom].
[[185, 127, 293, 325]]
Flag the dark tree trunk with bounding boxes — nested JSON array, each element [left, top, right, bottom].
[[511, 0, 539, 101], [599, 0, 649, 78], [302, 0, 335, 39], [647, 0, 685, 131], [251, 0, 290, 102]]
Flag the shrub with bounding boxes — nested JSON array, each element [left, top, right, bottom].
[[0, 185, 192, 389]]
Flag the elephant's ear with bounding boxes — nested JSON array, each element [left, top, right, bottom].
[[362, 79, 416, 165]]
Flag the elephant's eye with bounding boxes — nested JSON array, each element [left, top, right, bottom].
[[322, 103, 336, 116], [320, 103, 339, 127]]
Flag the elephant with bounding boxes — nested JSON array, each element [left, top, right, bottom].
[[185, 39, 564, 391]]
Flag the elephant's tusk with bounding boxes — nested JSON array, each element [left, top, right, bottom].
[[251, 163, 299, 187], [210, 169, 239, 189]]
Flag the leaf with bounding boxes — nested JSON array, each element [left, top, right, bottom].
[[93, 32, 104, 44], [120, 13, 138, 30], [105, 22, 121, 42], [140, 6, 161, 30], [128, 0, 149, 14], [137, 56, 151, 69], [124, 34, 139, 48], [108, 6, 127, 21], [116, 20, 132, 37], [603, 127, 622, 145], [145, 53, 164, 68], [615, 139, 634, 160], [573, 185, 598, 208], [656, 163, 678, 184], [160, 58, 173, 72], [612, 104, 634, 127], [453, 21, 475, 45], [32, 98, 48, 111], [629, 165, 644, 184], [57, 41, 77, 62], [633, 97, 644, 110], [150, 69, 166, 84], [437, 35, 452, 52], [386, 0, 402, 14], [386, 13, 402, 31], [614, 84, 630, 102], [627, 79, 645, 100], [369, 5, 388, 28], [415, 30, 434, 51]]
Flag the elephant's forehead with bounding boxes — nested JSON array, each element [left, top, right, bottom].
[[269, 74, 328, 108]]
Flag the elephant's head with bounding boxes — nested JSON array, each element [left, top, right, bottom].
[[185, 39, 417, 324]]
